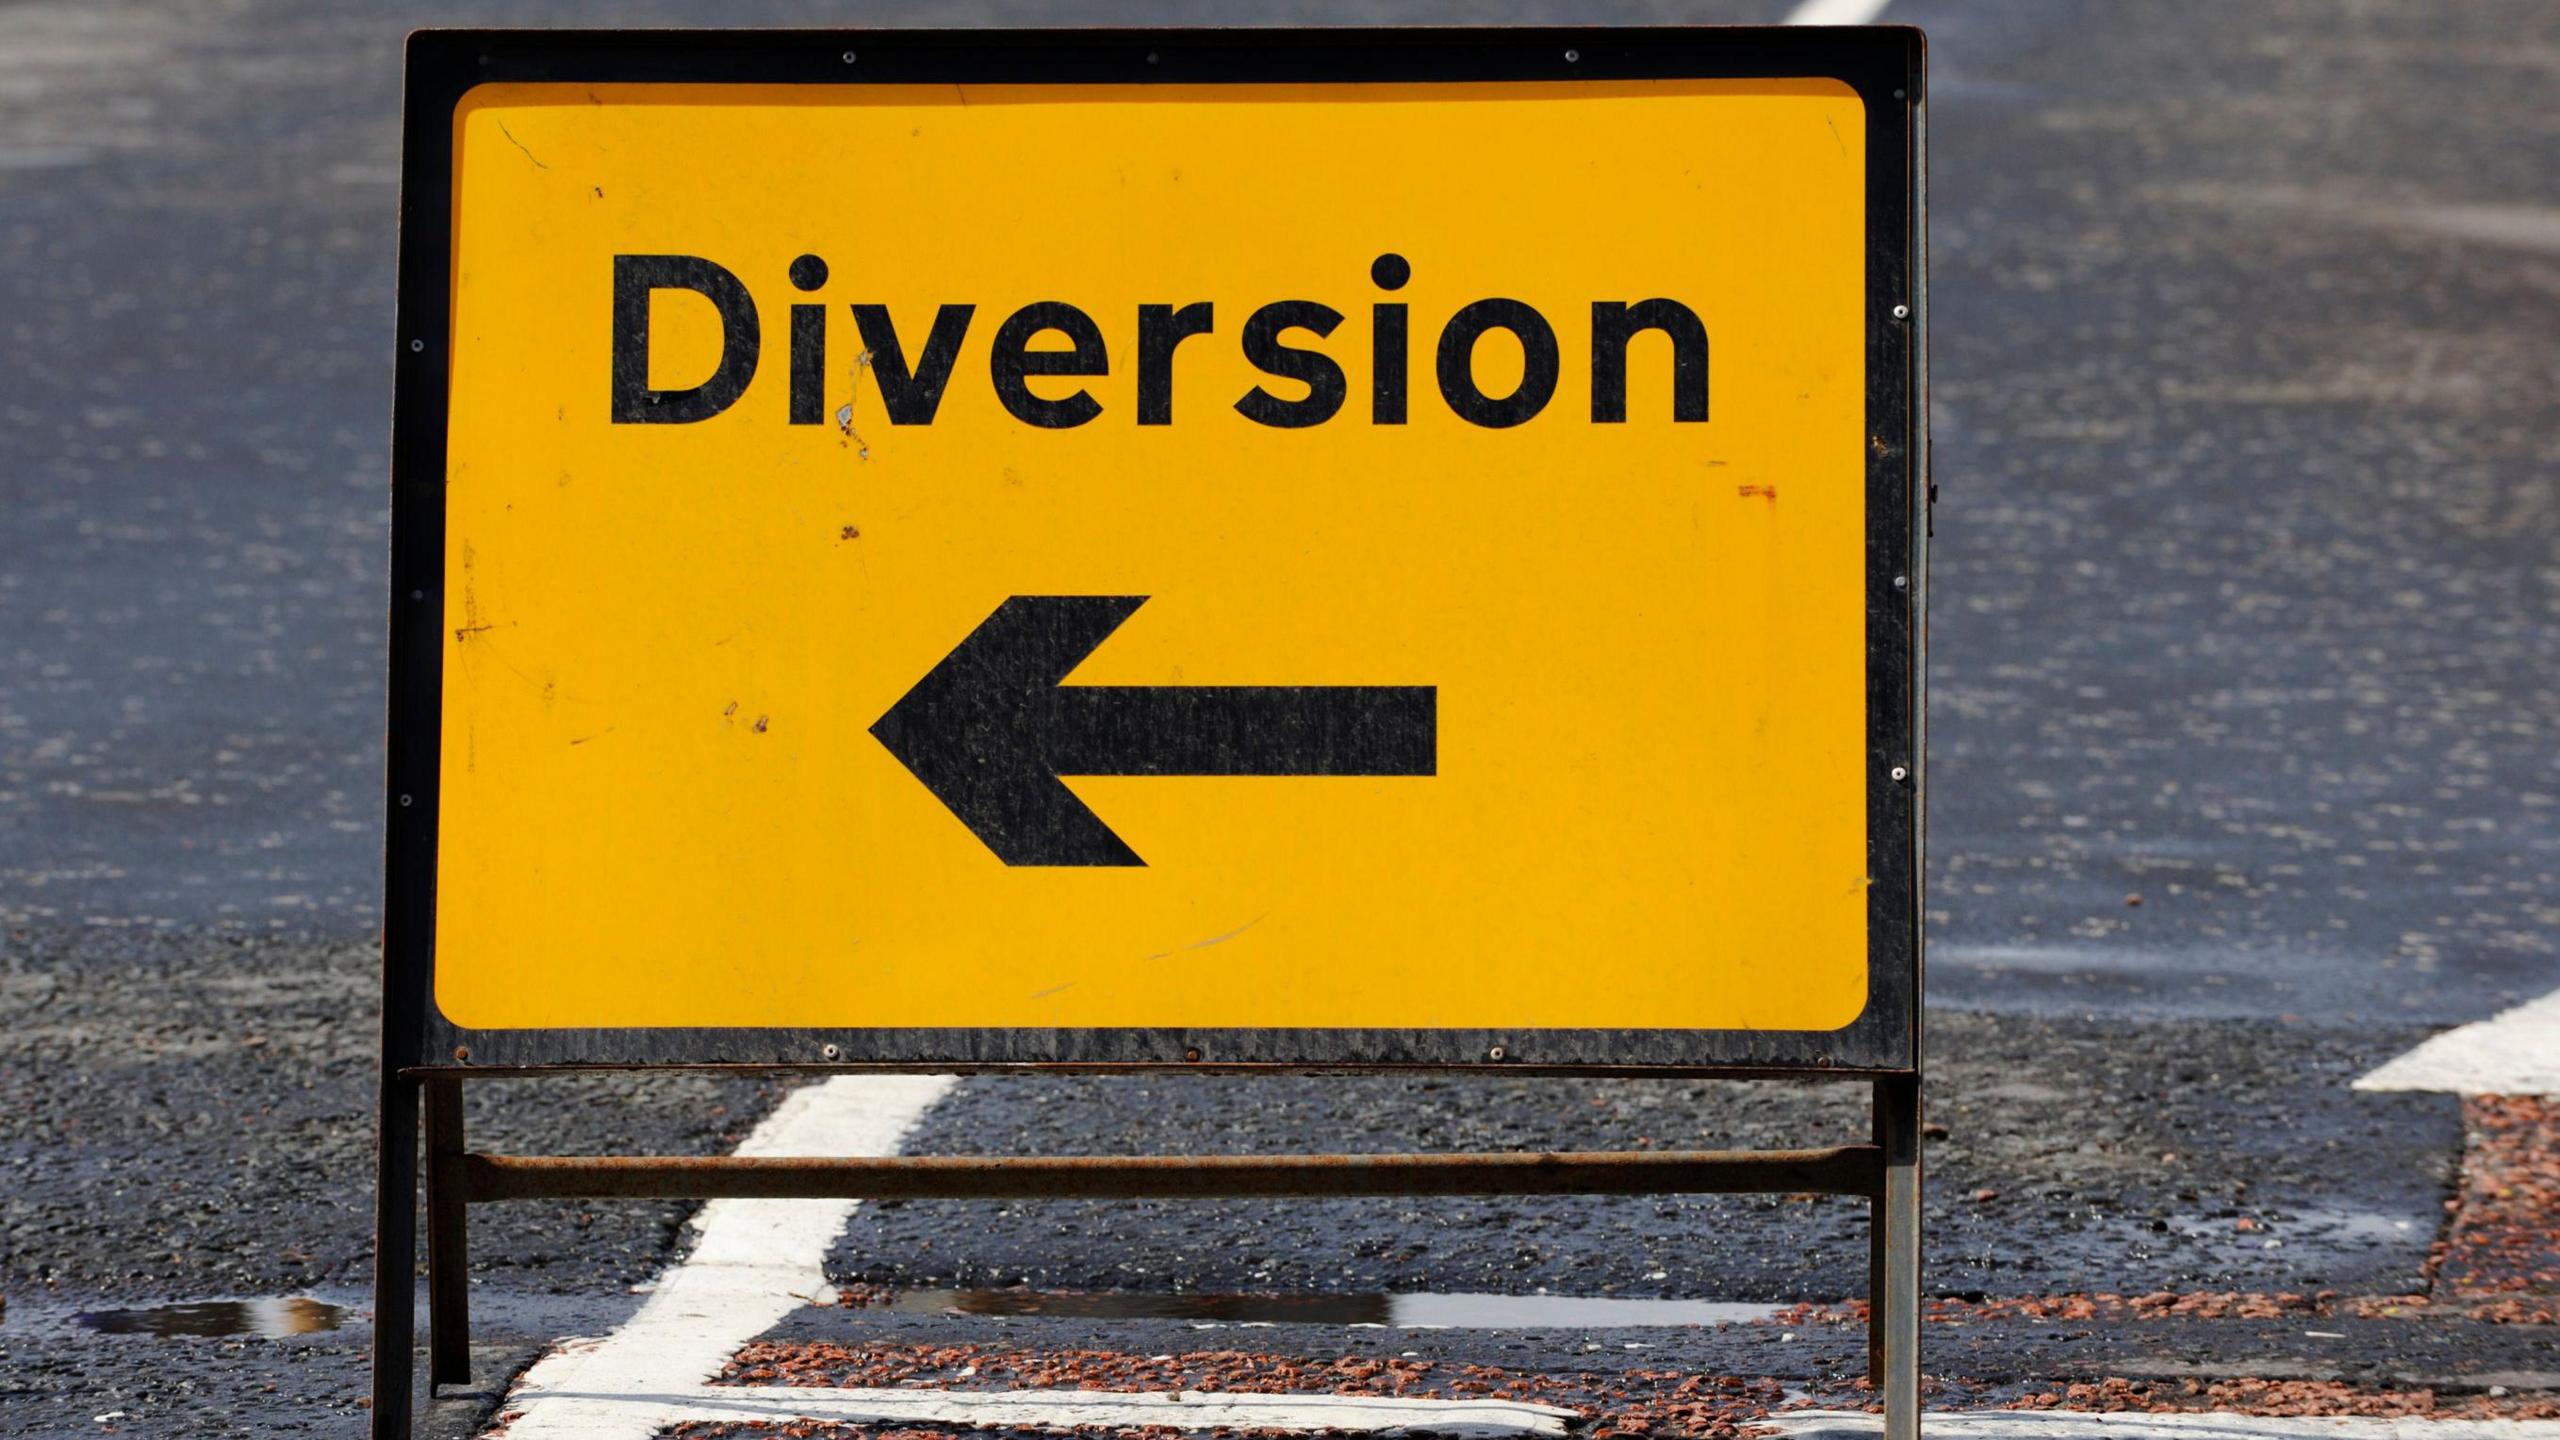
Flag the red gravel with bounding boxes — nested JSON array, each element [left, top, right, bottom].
[[1774, 1280, 2556, 1327], [705, 1340, 1799, 1438], [2427, 1094, 2560, 1319], [2004, 1378, 2560, 1420], [1772, 1291, 2345, 1327], [684, 1338, 2560, 1439]]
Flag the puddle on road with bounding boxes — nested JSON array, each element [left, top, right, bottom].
[[2163, 1206, 2421, 1249], [71, 1297, 345, 1339], [878, 1289, 1778, 1328]]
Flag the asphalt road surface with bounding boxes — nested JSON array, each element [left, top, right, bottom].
[[3, 0, 2557, 1436]]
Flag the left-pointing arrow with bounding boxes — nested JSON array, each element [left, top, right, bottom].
[[869, 595, 1437, 867]]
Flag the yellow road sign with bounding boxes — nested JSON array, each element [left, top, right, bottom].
[[389, 30, 1924, 1070]]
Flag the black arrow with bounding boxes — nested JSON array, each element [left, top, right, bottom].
[[870, 595, 1436, 866]]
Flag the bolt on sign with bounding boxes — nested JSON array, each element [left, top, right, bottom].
[[386, 28, 1927, 1072]]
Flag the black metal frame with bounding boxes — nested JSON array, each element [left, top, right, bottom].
[[384, 24, 1926, 1076], [385, 1074, 1922, 1440], [376, 24, 1928, 1440]]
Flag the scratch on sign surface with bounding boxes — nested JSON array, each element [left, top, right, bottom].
[[838, 349, 874, 459], [1148, 914, 1268, 962], [495, 120, 549, 170]]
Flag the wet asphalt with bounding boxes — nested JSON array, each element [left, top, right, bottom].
[[839, 1015, 2452, 1303], [2, 0, 2557, 1435]]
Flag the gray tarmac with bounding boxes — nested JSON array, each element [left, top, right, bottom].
[[834, 1015, 2451, 1303], [2, 0, 2557, 1436]]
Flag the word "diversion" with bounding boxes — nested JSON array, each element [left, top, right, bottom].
[[610, 251, 1712, 431]]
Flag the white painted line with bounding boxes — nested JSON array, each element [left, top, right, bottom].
[[1388, 1292, 1779, 1327], [489, 1073, 958, 1440], [1770, 1412, 2560, 1439], [500, 1383, 1575, 1438], [484, 1077, 1581, 1438], [1784, 0, 1894, 26], [2355, 988, 2560, 1097]]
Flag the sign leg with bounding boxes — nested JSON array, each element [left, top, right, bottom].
[[426, 1076, 471, 1389], [1877, 1074, 1923, 1440], [372, 1070, 420, 1439], [1867, 1080, 1889, 1389]]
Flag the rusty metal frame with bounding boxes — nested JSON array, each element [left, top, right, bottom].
[[463, 1145, 1883, 1202]]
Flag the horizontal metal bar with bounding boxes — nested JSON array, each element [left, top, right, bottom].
[[411, 1063, 1916, 1081], [464, 1146, 1883, 1203]]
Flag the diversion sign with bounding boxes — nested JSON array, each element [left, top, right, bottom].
[[384, 28, 1927, 1072]]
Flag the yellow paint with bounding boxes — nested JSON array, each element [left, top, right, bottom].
[[435, 79, 1871, 1033]]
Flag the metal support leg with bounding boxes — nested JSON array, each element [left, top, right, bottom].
[[1867, 1080, 1890, 1389], [425, 1076, 471, 1390], [1877, 1074, 1923, 1440], [372, 1071, 420, 1440]]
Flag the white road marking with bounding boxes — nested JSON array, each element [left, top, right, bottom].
[[1784, 0, 1895, 26], [482, 1076, 1583, 1440], [1387, 1293, 1778, 1327], [489, 1073, 957, 1440], [2355, 988, 2560, 1097], [495, 1384, 1575, 1437], [1771, 1412, 2560, 1439]]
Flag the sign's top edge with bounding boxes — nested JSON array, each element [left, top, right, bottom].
[[405, 25, 1926, 40], [401, 25, 1926, 70], [403, 25, 1925, 94]]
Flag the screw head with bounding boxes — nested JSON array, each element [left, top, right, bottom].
[[1183, 1046, 1203, 1063], [408, 338, 424, 352], [1890, 765, 1910, 782], [452, 1046, 470, 1061], [398, 793, 414, 807], [1486, 1044, 1507, 1062], [1891, 304, 1910, 321], [1893, 574, 1909, 590], [840, 50, 857, 64], [1563, 48, 1580, 63], [820, 1042, 841, 1060]]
